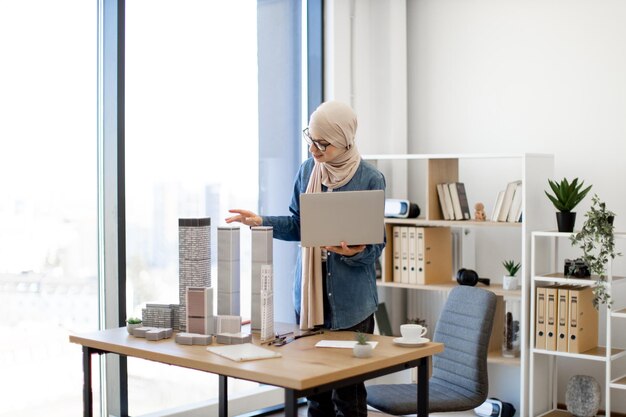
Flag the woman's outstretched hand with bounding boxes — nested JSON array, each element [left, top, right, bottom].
[[324, 241, 366, 257], [225, 209, 263, 227]]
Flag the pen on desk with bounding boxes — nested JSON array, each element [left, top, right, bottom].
[[274, 329, 324, 347], [294, 329, 324, 339]]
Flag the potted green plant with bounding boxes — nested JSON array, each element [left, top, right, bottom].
[[545, 177, 592, 232], [126, 317, 143, 335], [353, 332, 373, 358], [570, 194, 621, 308], [502, 260, 521, 291]]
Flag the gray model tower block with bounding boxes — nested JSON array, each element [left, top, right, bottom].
[[186, 286, 214, 334], [178, 218, 211, 331], [142, 303, 175, 328], [251, 226, 273, 331], [217, 226, 240, 315]]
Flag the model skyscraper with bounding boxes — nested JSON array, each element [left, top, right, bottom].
[[186, 286, 214, 334], [260, 264, 274, 342], [217, 226, 240, 315], [178, 218, 211, 331], [251, 226, 273, 331]]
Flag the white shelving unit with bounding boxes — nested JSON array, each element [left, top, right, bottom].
[[363, 153, 554, 416], [529, 231, 626, 416]]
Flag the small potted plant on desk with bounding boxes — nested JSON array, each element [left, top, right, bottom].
[[570, 194, 621, 308], [126, 317, 143, 335], [502, 260, 521, 291], [353, 332, 373, 358], [545, 177, 592, 232]]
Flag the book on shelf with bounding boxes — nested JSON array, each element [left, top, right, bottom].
[[448, 183, 463, 220], [491, 191, 504, 222], [436, 183, 451, 220], [535, 286, 547, 349], [440, 183, 455, 220], [497, 180, 522, 222], [392, 226, 401, 283], [545, 285, 558, 351], [506, 182, 523, 222], [454, 182, 471, 220]]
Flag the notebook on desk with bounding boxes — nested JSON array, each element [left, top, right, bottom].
[[206, 343, 281, 362], [300, 190, 385, 247]]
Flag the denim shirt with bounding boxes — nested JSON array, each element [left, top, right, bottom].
[[262, 158, 386, 330]]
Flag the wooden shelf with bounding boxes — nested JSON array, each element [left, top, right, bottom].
[[376, 280, 521, 298], [531, 346, 625, 361], [384, 217, 521, 228], [611, 374, 626, 390], [536, 410, 572, 417], [613, 308, 626, 319], [533, 273, 626, 286], [487, 349, 520, 366]]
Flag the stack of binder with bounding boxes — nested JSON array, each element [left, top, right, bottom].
[[391, 226, 452, 285], [535, 284, 598, 353]]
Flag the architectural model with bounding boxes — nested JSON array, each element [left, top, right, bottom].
[[142, 303, 176, 328], [217, 226, 240, 315], [131, 327, 173, 340], [175, 332, 213, 346], [211, 315, 242, 334], [178, 217, 211, 331], [260, 264, 274, 342], [251, 226, 273, 331], [186, 286, 214, 334], [215, 332, 252, 345]]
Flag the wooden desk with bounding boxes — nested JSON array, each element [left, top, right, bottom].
[[70, 327, 443, 417]]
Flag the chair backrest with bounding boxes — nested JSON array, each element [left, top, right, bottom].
[[431, 286, 497, 400]]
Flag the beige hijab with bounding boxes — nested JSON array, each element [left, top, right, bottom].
[[300, 101, 361, 330]]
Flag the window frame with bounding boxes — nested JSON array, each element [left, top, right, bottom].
[[97, 0, 323, 415]]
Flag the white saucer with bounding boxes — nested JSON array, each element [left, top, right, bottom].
[[393, 337, 430, 347]]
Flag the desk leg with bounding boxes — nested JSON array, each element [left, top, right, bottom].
[[284, 389, 298, 417], [417, 356, 429, 417], [82, 346, 93, 417], [219, 375, 228, 417]]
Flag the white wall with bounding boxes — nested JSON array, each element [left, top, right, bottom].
[[325, 0, 626, 413], [406, 0, 626, 226]]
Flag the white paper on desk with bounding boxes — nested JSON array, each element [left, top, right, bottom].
[[206, 343, 282, 362], [315, 340, 378, 349]]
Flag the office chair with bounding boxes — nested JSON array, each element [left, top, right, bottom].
[[366, 286, 497, 415]]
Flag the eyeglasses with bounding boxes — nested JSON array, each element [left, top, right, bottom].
[[302, 128, 331, 152]]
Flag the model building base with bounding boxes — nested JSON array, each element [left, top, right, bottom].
[[131, 327, 173, 340], [175, 332, 214, 345], [216, 332, 252, 345]]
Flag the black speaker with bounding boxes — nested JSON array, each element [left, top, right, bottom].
[[456, 268, 491, 287]]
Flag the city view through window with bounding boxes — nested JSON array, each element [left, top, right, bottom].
[[125, 1, 261, 414], [0, 0, 262, 416], [0, 1, 98, 416]]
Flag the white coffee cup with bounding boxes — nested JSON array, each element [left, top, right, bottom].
[[400, 324, 427, 341]]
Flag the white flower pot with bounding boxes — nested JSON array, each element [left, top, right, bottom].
[[502, 275, 518, 291], [353, 343, 373, 358], [127, 323, 142, 335]]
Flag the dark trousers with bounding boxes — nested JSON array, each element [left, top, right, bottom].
[[306, 314, 375, 417]]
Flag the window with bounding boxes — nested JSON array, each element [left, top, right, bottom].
[[125, 1, 261, 414], [0, 1, 98, 416]]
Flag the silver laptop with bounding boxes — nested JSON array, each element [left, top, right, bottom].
[[300, 190, 385, 247]]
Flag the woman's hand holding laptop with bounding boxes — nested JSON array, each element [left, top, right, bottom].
[[324, 241, 366, 257]]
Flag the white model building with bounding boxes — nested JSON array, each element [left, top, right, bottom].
[[251, 226, 273, 331], [217, 226, 240, 315], [178, 218, 211, 331], [186, 286, 214, 334], [260, 264, 274, 342]]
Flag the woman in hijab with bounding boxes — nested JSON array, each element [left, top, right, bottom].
[[226, 100, 386, 417]]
